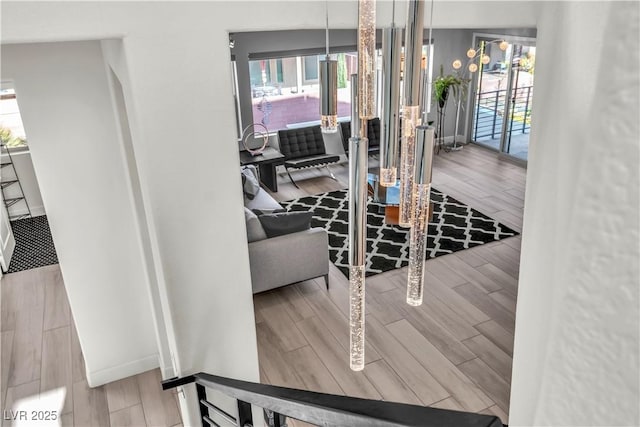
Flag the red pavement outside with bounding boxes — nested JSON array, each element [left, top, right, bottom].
[[252, 93, 352, 131]]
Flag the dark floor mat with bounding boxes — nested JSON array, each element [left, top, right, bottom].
[[7, 215, 58, 273]]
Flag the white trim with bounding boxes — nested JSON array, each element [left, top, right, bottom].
[[472, 32, 537, 47], [86, 354, 160, 387]]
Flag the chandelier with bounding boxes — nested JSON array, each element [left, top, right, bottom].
[[348, 0, 435, 371]]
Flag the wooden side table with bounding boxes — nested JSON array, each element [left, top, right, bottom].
[[239, 147, 285, 192]]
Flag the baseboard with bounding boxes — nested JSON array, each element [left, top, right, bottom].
[[441, 135, 467, 144], [86, 354, 160, 387], [8, 205, 46, 219]]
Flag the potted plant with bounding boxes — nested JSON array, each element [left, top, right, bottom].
[[433, 65, 468, 152], [433, 65, 464, 108]]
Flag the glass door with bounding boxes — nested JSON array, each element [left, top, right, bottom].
[[503, 44, 535, 160], [472, 39, 510, 151], [471, 37, 535, 162]]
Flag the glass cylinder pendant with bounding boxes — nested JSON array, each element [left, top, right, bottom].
[[348, 71, 368, 371], [399, 105, 421, 227], [399, 0, 426, 227], [407, 125, 435, 306], [320, 58, 338, 133], [380, 26, 402, 187], [349, 265, 366, 370], [349, 135, 368, 371], [358, 0, 376, 119], [407, 183, 430, 305], [403, 0, 425, 107]]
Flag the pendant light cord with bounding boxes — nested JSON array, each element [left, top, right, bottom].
[[428, 0, 434, 60], [424, 0, 435, 124], [325, 0, 330, 58], [392, 0, 396, 26]]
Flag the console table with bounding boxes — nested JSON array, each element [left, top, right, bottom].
[[239, 147, 285, 192]]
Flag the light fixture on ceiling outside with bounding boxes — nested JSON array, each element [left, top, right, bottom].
[[320, 1, 338, 134]]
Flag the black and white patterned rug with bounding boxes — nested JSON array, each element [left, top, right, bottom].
[[282, 189, 518, 278], [7, 215, 58, 273]]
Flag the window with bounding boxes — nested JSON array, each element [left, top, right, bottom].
[[248, 53, 356, 132], [0, 84, 27, 148], [303, 55, 319, 82], [276, 59, 284, 84], [240, 42, 432, 133]]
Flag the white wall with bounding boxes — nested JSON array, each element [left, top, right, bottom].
[[18, 2, 637, 426], [101, 38, 176, 380], [510, 1, 639, 425], [1, 41, 159, 386], [0, 150, 45, 217]]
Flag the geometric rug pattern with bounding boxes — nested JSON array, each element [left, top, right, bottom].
[[282, 189, 518, 278], [7, 215, 58, 273]]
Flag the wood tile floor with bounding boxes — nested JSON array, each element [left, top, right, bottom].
[[255, 144, 525, 426], [1, 265, 182, 427], [0, 143, 523, 427]]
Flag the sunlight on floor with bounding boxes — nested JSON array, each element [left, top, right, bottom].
[[8, 387, 65, 427]]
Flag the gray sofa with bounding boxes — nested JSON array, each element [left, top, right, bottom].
[[242, 166, 329, 294]]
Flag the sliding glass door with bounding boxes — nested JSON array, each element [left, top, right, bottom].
[[471, 37, 535, 161]]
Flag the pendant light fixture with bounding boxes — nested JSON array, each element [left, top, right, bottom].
[[320, 1, 338, 133], [407, 125, 434, 305], [349, 0, 375, 372], [404, 0, 435, 305], [379, 1, 402, 187], [358, 0, 376, 121], [348, 75, 368, 372], [348, 0, 438, 370], [398, 0, 425, 228]]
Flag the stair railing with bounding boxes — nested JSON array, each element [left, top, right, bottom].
[[163, 372, 504, 427]]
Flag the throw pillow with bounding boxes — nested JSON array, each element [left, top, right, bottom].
[[244, 207, 268, 242], [257, 211, 313, 238], [252, 208, 286, 216], [241, 167, 260, 200]]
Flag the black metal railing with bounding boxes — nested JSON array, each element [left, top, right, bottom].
[[473, 86, 533, 141], [163, 372, 504, 427]]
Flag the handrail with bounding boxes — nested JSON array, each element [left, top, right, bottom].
[[163, 372, 504, 427], [473, 85, 533, 141]]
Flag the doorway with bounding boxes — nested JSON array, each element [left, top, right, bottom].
[[470, 35, 535, 162]]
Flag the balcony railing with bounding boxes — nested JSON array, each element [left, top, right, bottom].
[[473, 86, 532, 141]]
